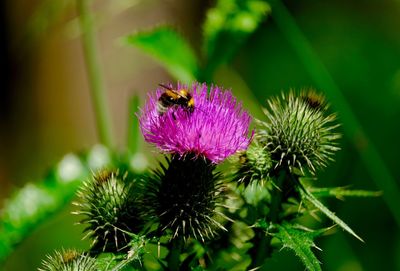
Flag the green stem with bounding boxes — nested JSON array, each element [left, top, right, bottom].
[[268, 171, 287, 223], [166, 238, 183, 271], [77, 0, 113, 148], [269, 0, 400, 227], [127, 95, 140, 154], [250, 170, 287, 269]]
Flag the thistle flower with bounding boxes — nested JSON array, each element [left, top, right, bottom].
[[257, 90, 340, 175], [142, 154, 226, 242], [38, 249, 96, 271], [139, 82, 253, 163], [73, 170, 142, 252]]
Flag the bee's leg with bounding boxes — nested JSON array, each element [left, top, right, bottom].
[[183, 108, 194, 117]]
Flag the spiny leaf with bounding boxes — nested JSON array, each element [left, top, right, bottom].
[[300, 187, 364, 242], [95, 253, 120, 271], [274, 222, 323, 271], [109, 234, 147, 271], [123, 26, 199, 83], [309, 186, 382, 199]]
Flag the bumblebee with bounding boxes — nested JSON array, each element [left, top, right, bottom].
[[157, 84, 195, 114], [300, 89, 326, 111]]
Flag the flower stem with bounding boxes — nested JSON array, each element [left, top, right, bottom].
[[166, 238, 183, 271], [250, 170, 287, 269], [77, 0, 113, 148], [268, 170, 286, 222]]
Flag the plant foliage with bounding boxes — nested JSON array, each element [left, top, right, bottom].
[[0, 1, 380, 270]]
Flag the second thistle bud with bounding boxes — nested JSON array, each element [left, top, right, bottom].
[[257, 90, 341, 175]]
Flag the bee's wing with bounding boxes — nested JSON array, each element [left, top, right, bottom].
[[158, 83, 172, 90], [159, 84, 189, 99]]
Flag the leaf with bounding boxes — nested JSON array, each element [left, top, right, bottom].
[[202, 0, 270, 79], [109, 234, 147, 271], [0, 145, 112, 263], [274, 223, 323, 271], [309, 186, 382, 200], [300, 187, 364, 242], [123, 26, 199, 83], [95, 253, 121, 270]]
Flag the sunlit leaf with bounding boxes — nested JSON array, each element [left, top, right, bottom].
[[202, 0, 270, 79], [0, 146, 112, 263], [123, 26, 199, 83]]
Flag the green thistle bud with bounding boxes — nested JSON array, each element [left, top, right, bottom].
[[38, 249, 96, 271], [257, 90, 340, 175], [142, 154, 226, 242], [233, 139, 272, 187], [73, 170, 142, 252]]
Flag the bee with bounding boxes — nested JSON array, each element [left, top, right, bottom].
[[300, 89, 326, 111], [157, 84, 195, 115]]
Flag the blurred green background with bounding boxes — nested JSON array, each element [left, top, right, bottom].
[[1, 0, 400, 270]]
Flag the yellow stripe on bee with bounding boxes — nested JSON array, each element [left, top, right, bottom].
[[179, 89, 189, 98], [188, 98, 195, 107], [165, 89, 180, 99]]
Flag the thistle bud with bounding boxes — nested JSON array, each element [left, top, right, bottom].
[[38, 249, 96, 271], [142, 154, 226, 242], [233, 139, 272, 187], [73, 170, 142, 252], [257, 90, 340, 175]]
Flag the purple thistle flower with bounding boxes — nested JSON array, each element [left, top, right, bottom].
[[139, 82, 253, 163]]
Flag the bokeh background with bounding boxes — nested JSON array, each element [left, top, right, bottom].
[[1, 0, 400, 270]]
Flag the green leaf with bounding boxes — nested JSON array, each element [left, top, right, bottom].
[[309, 186, 382, 199], [96, 253, 121, 270], [275, 223, 323, 271], [109, 235, 147, 271], [202, 0, 270, 80], [123, 26, 199, 83], [0, 145, 112, 263], [300, 187, 364, 242]]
